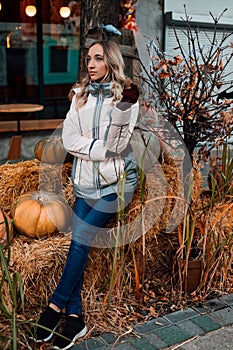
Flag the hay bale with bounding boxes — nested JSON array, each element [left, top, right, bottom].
[[8, 234, 71, 305], [0, 160, 40, 211], [0, 160, 73, 212]]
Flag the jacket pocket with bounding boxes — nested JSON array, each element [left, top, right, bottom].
[[73, 158, 94, 188], [98, 158, 125, 186]]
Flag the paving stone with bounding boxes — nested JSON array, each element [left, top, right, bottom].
[[219, 294, 233, 306], [175, 325, 233, 350], [72, 342, 87, 350], [179, 345, 202, 350], [99, 332, 117, 345], [191, 303, 209, 315], [144, 332, 168, 349], [134, 317, 171, 334], [191, 298, 226, 315], [202, 298, 226, 312], [85, 337, 107, 349], [176, 319, 205, 337], [129, 336, 159, 350], [191, 315, 221, 332], [113, 341, 137, 349], [208, 307, 233, 326], [154, 325, 191, 346], [164, 308, 199, 323]]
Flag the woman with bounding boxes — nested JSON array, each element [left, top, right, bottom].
[[32, 40, 139, 350]]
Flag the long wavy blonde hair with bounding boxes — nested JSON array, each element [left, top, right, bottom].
[[70, 40, 132, 107]]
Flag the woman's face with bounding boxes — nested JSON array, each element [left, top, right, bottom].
[[86, 44, 108, 82]]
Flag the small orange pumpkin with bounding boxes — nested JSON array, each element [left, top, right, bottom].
[[0, 209, 14, 247], [12, 191, 72, 238], [34, 137, 72, 164]]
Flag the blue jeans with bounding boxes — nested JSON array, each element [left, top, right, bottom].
[[49, 192, 132, 315]]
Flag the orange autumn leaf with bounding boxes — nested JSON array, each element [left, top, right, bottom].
[[186, 81, 197, 90], [159, 72, 171, 79], [174, 55, 183, 65], [216, 81, 222, 89], [220, 111, 231, 123], [148, 290, 156, 298], [161, 64, 168, 71], [167, 59, 174, 66], [159, 296, 170, 302], [219, 60, 224, 70], [149, 306, 158, 315], [216, 49, 221, 58], [161, 93, 167, 100]]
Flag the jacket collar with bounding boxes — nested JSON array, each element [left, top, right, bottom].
[[88, 82, 113, 98]]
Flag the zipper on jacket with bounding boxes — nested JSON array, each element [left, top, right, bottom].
[[93, 88, 103, 198]]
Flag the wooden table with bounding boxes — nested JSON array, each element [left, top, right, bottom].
[[0, 103, 44, 134], [0, 103, 44, 161]]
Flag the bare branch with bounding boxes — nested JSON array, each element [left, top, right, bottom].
[[138, 11, 233, 161]]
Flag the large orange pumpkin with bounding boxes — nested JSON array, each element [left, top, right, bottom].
[[11, 192, 72, 238], [0, 209, 14, 247], [34, 137, 72, 164]]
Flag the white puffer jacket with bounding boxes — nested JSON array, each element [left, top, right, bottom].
[[62, 82, 139, 199]]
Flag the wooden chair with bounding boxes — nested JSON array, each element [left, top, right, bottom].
[[6, 136, 22, 161]]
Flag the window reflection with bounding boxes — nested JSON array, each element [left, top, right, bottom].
[[0, 0, 81, 118]]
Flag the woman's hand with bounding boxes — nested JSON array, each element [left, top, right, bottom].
[[121, 83, 139, 104], [117, 83, 139, 111]]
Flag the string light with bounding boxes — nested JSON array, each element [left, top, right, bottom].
[[25, 5, 37, 17], [59, 6, 71, 18]]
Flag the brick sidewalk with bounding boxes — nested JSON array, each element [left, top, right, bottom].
[[72, 294, 233, 350]]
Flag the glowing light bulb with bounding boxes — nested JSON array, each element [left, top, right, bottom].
[[25, 5, 37, 17], [59, 6, 71, 18]]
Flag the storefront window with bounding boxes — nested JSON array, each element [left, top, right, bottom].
[[0, 0, 81, 118]]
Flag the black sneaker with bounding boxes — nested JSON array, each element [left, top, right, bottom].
[[31, 306, 62, 343], [52, 315, 87, 350]]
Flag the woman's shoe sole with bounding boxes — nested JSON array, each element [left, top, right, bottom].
[[30, 320, 61, 343], [52, 325, 87, 350]]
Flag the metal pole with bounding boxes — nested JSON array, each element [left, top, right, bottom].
[[36, 0, 44, 118]]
